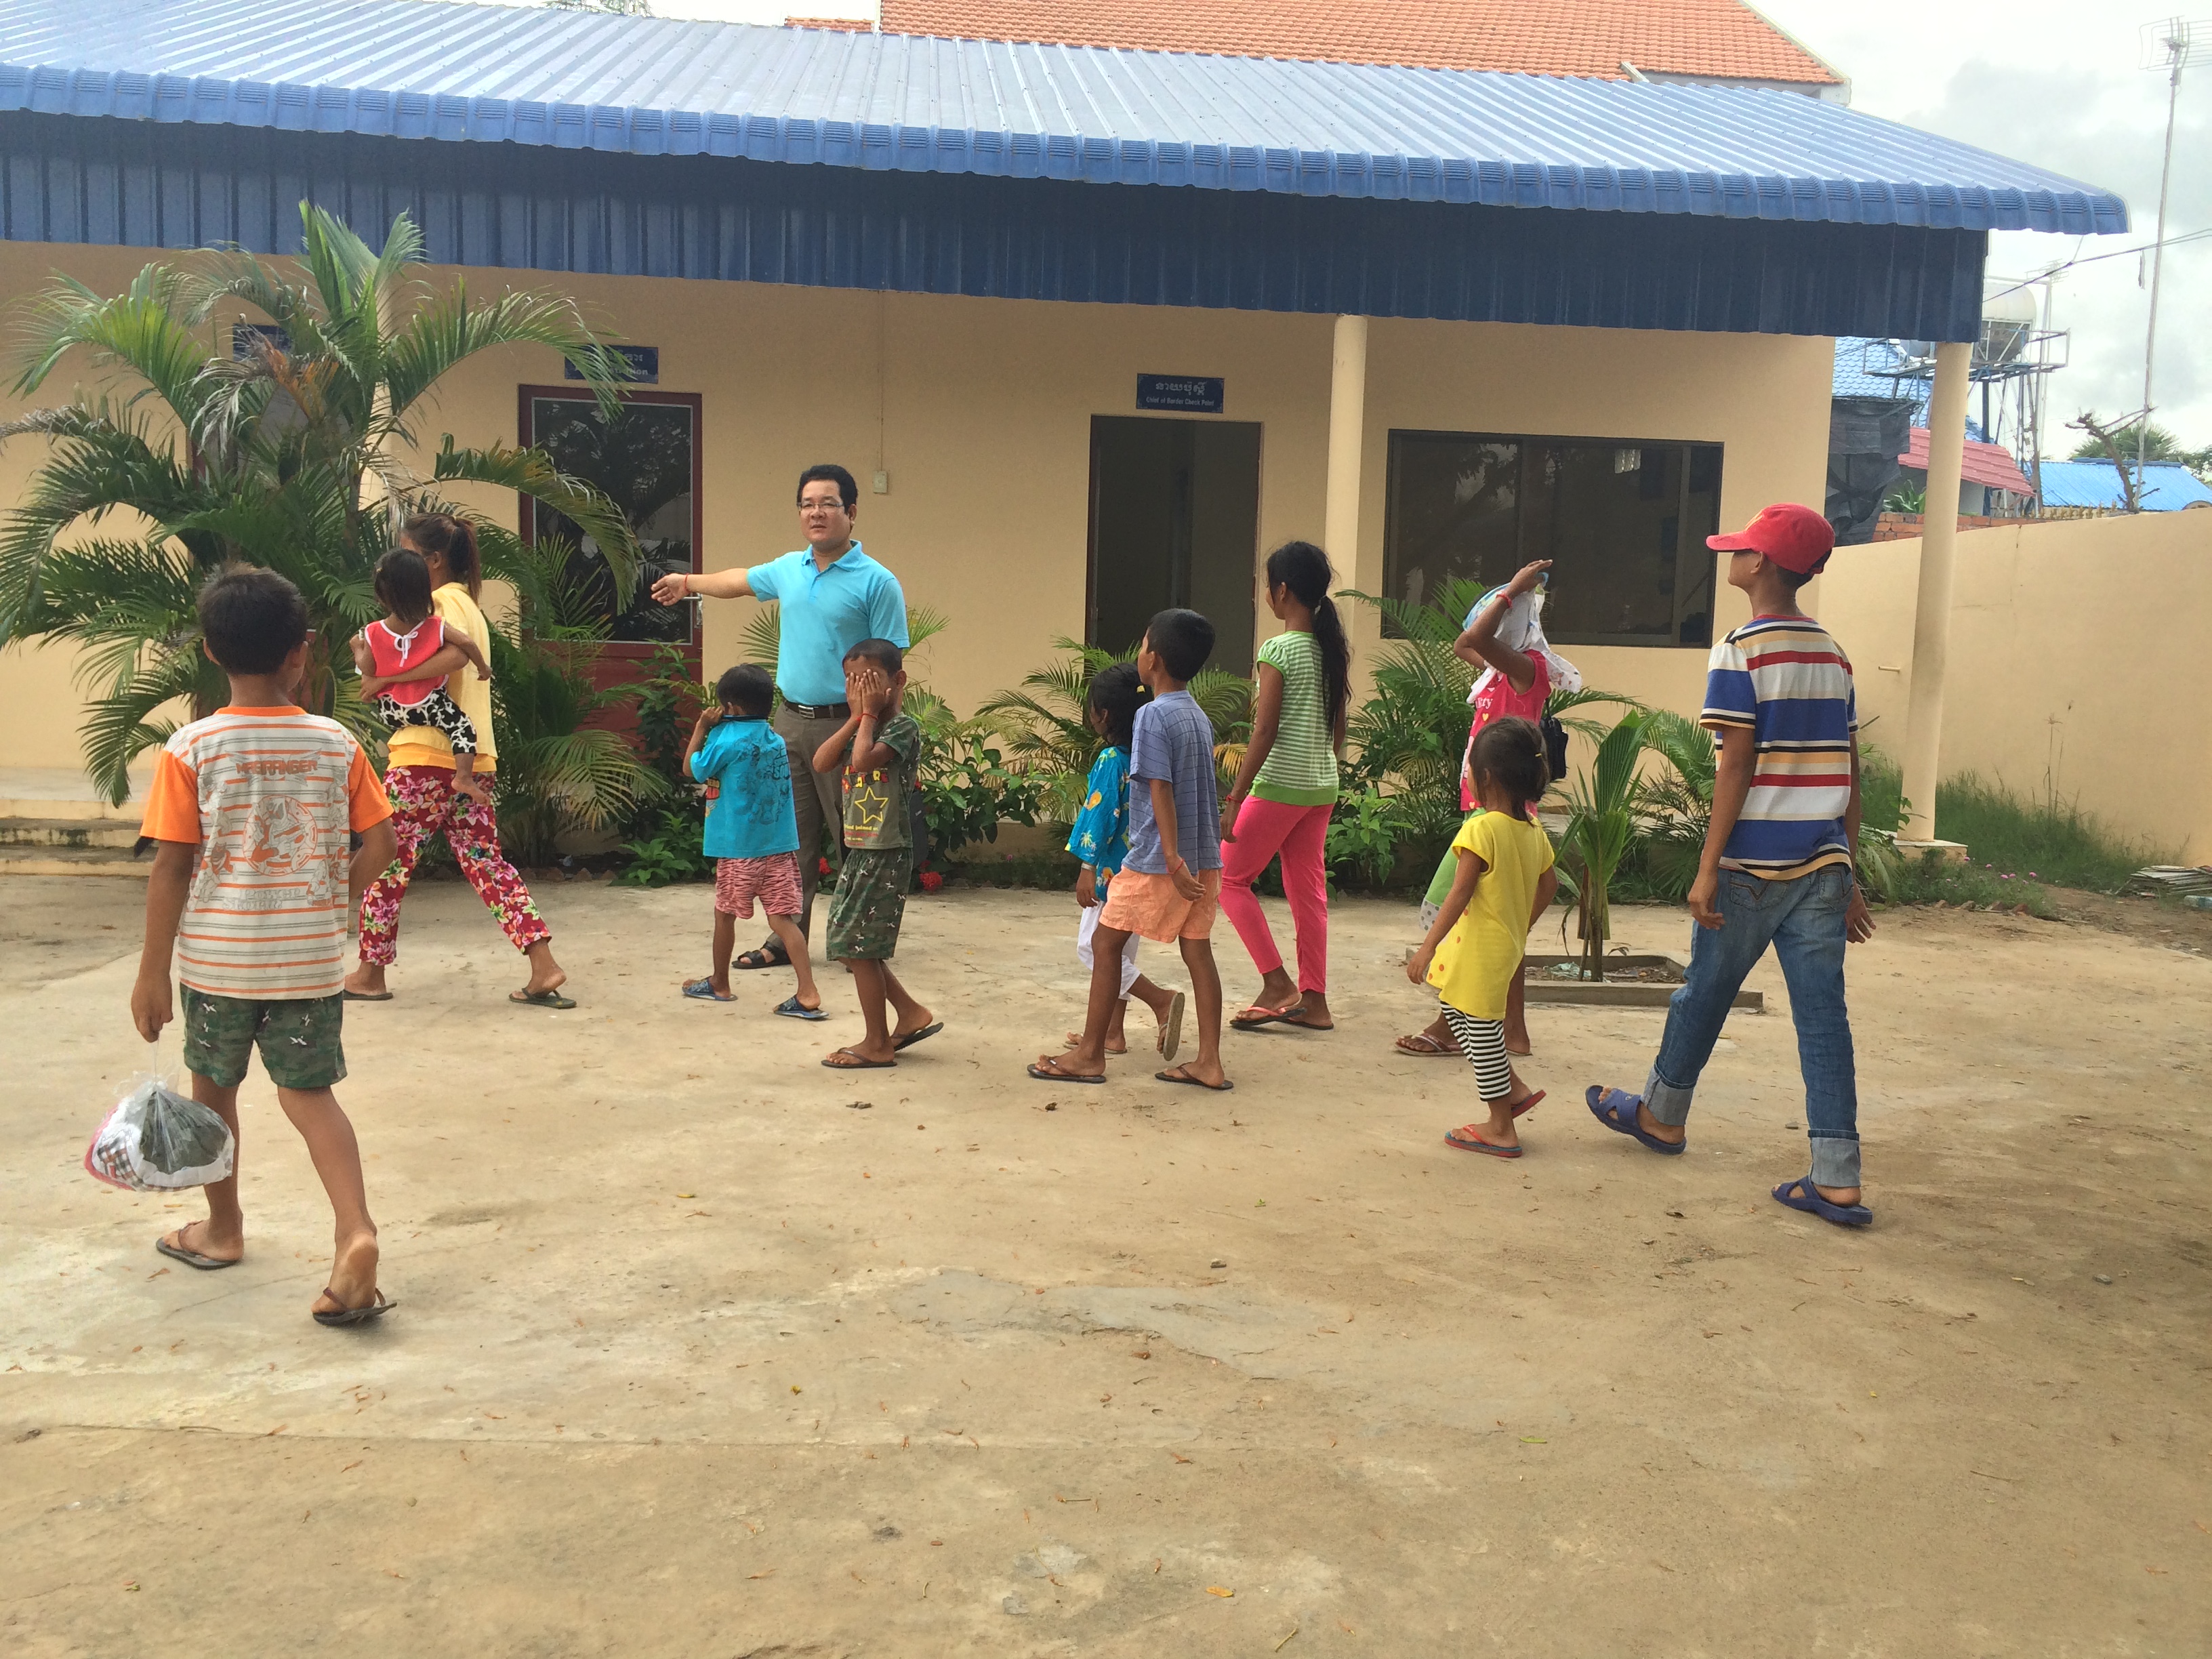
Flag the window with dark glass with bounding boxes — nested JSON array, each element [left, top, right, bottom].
[[519, 390, 701, 647], [1382, 432, 1723, 647]]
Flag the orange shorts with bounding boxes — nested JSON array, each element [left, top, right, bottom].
[[1097, 866, 1221, 943]]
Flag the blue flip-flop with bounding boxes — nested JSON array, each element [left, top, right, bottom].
[[1586, 1086, 1685, 1155], [682, 978, 734, 1002], [1771, 1175, 1872, 1228], [774, 994, 828, 1021]]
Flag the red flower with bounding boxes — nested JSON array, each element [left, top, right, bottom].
[[918, 869, 944, 893], [817, 856, 832, 876]]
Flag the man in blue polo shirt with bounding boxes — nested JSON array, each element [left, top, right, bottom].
[[654, 464, 908, 965]]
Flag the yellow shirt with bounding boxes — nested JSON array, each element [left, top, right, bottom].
[[1427, 808, 1555, 1019], [385, 583, 498, 773]]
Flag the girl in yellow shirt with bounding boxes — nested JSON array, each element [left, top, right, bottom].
[[1407, 718, 1559, 1158]]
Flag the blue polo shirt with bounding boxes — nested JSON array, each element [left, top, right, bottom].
[[745, 541, 909, 706]]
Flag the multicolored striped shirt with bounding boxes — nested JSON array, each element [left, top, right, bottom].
[[140, 708, 392, 1000], [1701, 615, 1858, 882]]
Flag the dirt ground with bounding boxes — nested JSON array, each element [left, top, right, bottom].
[[3, 875, 2207, 1657]]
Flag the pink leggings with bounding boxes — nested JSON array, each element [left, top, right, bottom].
[[1218, 796, 1332, 994]]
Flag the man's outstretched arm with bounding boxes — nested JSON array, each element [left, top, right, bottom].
[[653, 567, 754, 604]]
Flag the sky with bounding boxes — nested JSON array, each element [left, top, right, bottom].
[[546, 0, 2209, 457]]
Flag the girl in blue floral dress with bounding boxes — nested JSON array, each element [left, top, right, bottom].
[[1065, 662, 1185, 1061]]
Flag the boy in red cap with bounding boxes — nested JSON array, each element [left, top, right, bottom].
[[1586, 502, 1879, 1227]]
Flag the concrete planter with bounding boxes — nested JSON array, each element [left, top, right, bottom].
[[1521, 954, 1763, 1012]]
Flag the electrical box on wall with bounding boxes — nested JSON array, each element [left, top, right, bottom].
[[872, 470, 890, 494]]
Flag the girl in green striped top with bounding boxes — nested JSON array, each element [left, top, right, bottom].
[[1218, 540, 1351, 1033]]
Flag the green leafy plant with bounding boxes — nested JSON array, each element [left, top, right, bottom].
[[487, 537, 660, 867], [1552, 711, 1650, 981], [0, 201, 640, 801], [1324, 783, 1406, 886], [1883, 481, 1927, 514]]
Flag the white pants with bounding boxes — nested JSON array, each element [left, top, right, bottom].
[[1076, 902, 1141, 999]]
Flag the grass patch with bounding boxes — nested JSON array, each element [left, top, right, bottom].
[[1859, 754, 2167, 895], [1890, 851, 2055, 917]]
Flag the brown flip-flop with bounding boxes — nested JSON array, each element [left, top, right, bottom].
[[1395, 1031, 1457, 1057], [1155, 1067, 1233, 1092], [312, 1288, 396, 1328], [823, 1047, 896, 1070], [155, 1227, 238, 1271], [1029, 1058, 1106, 1085]]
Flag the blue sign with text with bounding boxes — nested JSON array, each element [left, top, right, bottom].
[[1136, 373, 1224, 414]]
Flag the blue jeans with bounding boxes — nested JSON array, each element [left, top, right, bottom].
[[1646, 864, 1860, 1188]]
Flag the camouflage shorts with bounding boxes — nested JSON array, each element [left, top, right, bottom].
[[825, 846, 912, 962], [181, 987, 348, 1090]]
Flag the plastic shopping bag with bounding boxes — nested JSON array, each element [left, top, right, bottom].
[[83, 1045, 234, 1191]]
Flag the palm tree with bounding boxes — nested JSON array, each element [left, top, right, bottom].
[[0, 202, 642, 801]]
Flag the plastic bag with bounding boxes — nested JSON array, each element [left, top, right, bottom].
[[83, 1045, 234, 1191]]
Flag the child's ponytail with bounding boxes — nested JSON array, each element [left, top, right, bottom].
[[401, 511, 484, 600], [1264, 540, 1351, 742]]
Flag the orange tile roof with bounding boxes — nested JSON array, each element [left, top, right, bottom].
[[874, 0, 1839, 85]]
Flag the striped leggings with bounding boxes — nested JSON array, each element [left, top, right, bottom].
[[1441, 1001, 1514, 1102]]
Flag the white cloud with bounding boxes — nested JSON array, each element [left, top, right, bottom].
[[1760, 1, 2211, 450]]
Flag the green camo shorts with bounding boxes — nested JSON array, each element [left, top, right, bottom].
[[181, 986, 348, 1090], [825, 846, 912, 962]]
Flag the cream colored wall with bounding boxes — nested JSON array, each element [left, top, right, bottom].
[[0, 242, 189, 769], [1, 239, 1834, 781], [1818, 510, 2212, 861]]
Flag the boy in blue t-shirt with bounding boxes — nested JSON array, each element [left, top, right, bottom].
[[1587, 504, 1877, 1227], [682, 663, 824, 1017]]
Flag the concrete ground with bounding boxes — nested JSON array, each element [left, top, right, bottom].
[[3, 875, 2207, 1656]]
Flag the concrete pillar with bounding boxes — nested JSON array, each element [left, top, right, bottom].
[[1900, 340, 1971, 848], [1324, 314, 1368, 579]]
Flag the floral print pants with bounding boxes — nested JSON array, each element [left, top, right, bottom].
[[357, 766, 550, 967]]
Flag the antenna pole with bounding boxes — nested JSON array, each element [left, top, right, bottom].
[[2141, 24, 2187, 506]]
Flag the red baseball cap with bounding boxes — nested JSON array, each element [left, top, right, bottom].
[[1708, 503, 1835, 575]]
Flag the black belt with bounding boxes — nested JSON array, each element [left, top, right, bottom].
[[783, 699, 851, 720]]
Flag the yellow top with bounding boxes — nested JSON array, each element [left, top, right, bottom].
[[1427, 808, 1554, 1020], [386, 583, 498, 773]]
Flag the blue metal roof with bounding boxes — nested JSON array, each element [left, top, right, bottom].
[[1833, 336, 1921, 401], [2034, 460, 2212, 512], [0, 0, 2129, 234]]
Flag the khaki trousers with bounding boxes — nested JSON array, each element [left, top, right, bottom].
[[771, 702, 849, 947]]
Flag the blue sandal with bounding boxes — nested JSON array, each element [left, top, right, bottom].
[[1771, 1175, 1872, 1228], [682, 978, 734, 1002], [1586, 1086, 1685, 1155], [774, 994, 828, 1021]]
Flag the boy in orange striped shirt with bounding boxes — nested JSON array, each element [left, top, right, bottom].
[[131, 566, 401, 1326]]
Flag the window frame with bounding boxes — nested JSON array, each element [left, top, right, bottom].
[[1382, 427, 1723, 650], [516, 385, 705, 661]]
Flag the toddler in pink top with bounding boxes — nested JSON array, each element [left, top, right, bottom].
[[350, 548, 494, 803]]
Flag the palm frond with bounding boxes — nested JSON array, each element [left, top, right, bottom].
[[384, 283, 619, 432], [8, 264, 211, 428], [433, 438, 643, 609], [739, 602, 781, 672], [78, 644, 211, 804]]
